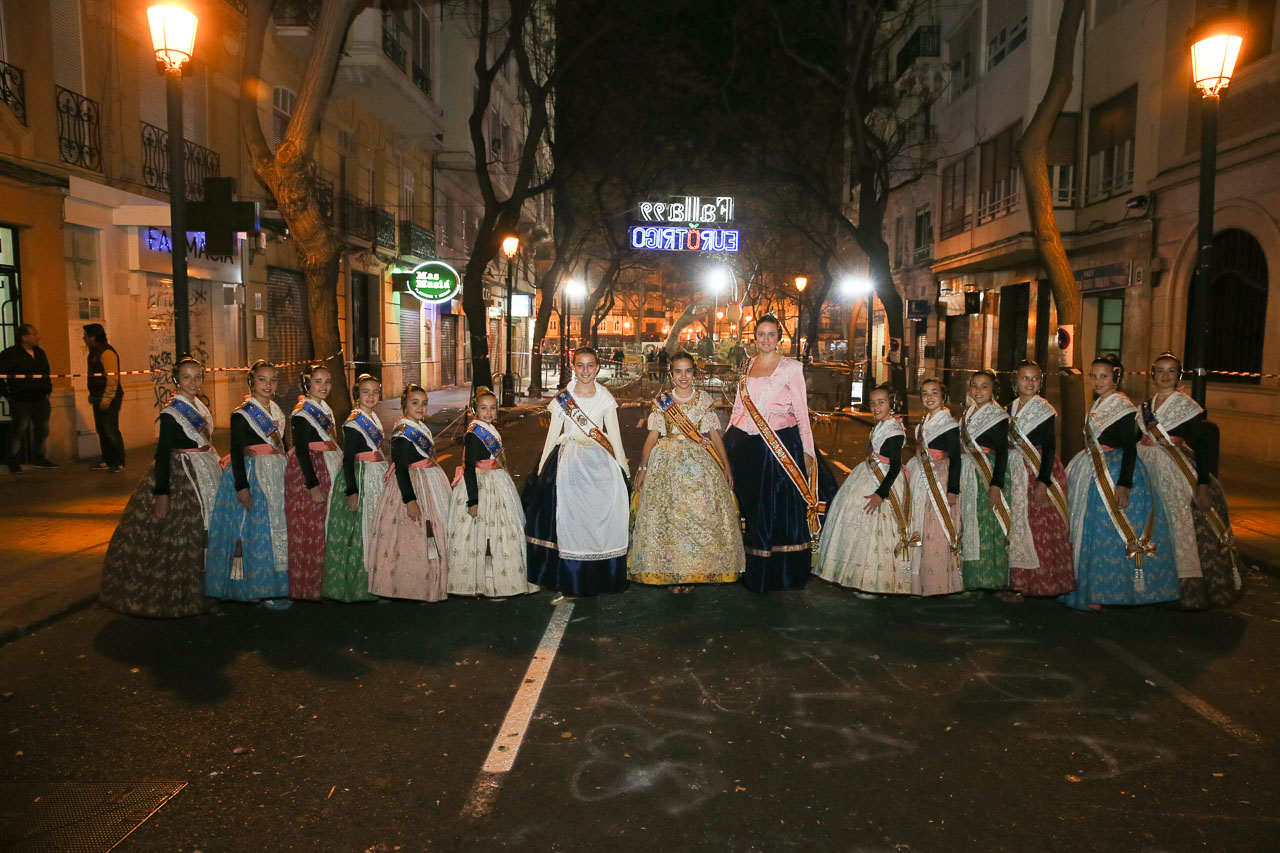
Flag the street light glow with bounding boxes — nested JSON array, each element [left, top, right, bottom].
[[840, 276, 872, 298], [1190, 15, 1247, 97], [565, 278, 587, 299], [795, 276, 808, 293], [502, 235, 520, 258], [147, 5, 198, 71], [706, 266, 732, 293]]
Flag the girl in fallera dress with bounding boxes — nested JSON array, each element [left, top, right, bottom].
[[322, 374, 388, 603], [367, 385, 453, 602], [101, 356, 221, 617], [958, 370, 1013, 593], [723, 314, 835, 593], [1138, 353, 1243, 609], [524, 347, 631, 602], [205, 360, 292, 608], [1061, 355, 1179, 611], [814, 383, 916, 596], [284, 365, 343, 601], [630, 351, 744, 590], [447, 387, 538, 598], [1005, 361, 1075, 598], [904, 378, 964, 596]]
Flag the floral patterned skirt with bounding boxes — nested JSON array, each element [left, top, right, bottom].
[[904, 456, 964, 596], [205, 456, 289, 601], [321, 461, 386, 603], [367, 464, 451, 602], [1009, 459, 1076, 596], [448, 466, 537, 597], [284, 447, 340, 601], [814, 462, 911, 593], [1179, 476, 1245, 609]]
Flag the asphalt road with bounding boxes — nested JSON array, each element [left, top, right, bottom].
[[2, 407, 1278, 852]]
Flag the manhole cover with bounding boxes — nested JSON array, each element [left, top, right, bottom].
[[0, 781, 186, 852]]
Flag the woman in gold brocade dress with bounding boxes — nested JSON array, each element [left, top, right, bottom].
[[629, 351, 745, 590]]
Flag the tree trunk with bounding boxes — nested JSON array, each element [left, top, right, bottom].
[[462, 245, 497, 392], [301, 254, 350, 423], [665, 297, 712, 351], [1017, 0, 1086, 457], [864, 237, 907, 398]]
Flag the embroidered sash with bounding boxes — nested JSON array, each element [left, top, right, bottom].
[[237, 398, 284, 450], [916, 419, 963, 568], [467, 420, 504, 457], [960, 405, 1012, 541], [1141, 398, 1239, 578], [395, 421, 435, 458], [347, 410, 384, 448], [164, 396, 212, 448], [1008, 410, 1070, 525], [293, 399, 336, 438], [739, 375, 824, 544], [555, 388, 615, 456], [657, 390, 725, 471], [865, 439, 919, 570], [1085, 399, 1156, 589]]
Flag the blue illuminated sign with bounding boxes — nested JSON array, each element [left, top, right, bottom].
[[628, 225, 739, 253]]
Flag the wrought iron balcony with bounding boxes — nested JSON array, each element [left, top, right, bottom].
[[1, 59, 26, 126], [273, 0, 320, 27], [339, 192, 375, 243], [374, 208, 397, 251], [381, 13, 408, 71], [314, 175, 334, 225], [412, 63, 432, 99], [55, 86, 102, 171], [141, 122, 222, 202], [398, 220, 436, 260], [896, 25, 941, 79]]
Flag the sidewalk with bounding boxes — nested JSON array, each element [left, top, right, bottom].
[[0, 386, 549, 645]]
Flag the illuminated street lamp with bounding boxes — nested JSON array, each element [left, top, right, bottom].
[[706, 267, 731, 343], [559, 277, 588, 386], [147, 3, 198, 357], [795, 276, 808, 361], [501, 234, 519, 406], [1187, 14, 1247, 408], [841, 277, 876, 411]]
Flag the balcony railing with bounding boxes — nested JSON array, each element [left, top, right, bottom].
[[374, 208, 397, 250], [339, 193, 375, 242], [273, 0, 320, 27], [398, 220, 436, 259], [977, 177, 1019, 224], [1, 59, 26, 126], [55, 86, 102, 172], [412, 63, 432, 98], [141, 122, 222, 202], [382, 13, 408, 71], [940, 213, 971, 240], [913, 244, 933, 264], [315, 175, 334, 225], [896, 25, 941, 78]]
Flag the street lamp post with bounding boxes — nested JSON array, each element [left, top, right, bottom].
[[501, 235, 519, 406], [559, 278, 571, 388], [1187, 15, 1246, 409], [794, 276, 808, 361], [148, 4, 198, 358]]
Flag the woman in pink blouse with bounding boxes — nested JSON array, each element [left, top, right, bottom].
[[724, 314, 836, 591]]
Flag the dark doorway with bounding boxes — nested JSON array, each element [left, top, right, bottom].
[[944, 314, 972, 402], [440, 313, 458, 386], [1185, 228, 1268, 385], [996, 282, 1030, 401], [0, 224, 24, 451], [350, 271, 381, 382], [266, 266, 313, 409]]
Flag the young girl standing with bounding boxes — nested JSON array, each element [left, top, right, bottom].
[[629, 352, 744, 590], [959, 370, 1012, 592], [1005, 361, 1075, 597], [524, 347, 630, 601], [814, 384, 915, 595], [368, 384, 453, 602], [448, 387, 537, 597], [904, 378, 964, 596], [205, 360, 291, 608], [284, 365, 343, 601], [101, 356, 221, 617], [322, 374, 387, 602]]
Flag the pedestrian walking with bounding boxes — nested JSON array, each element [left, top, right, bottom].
[[321, 374, 387, 602], [1138, 352, 1243, 609], [904, 378, 964, 596], [205, 360, 291, 608], [524, 346, 631, 602], [958, 370, 1013, 592], [656, 347, 669, 378], [100, 356, 220, 617], [82, 323, 125, 472], [283, 365, 343, 601], [1005, 361, 1075, 598], [629, 352, 743, 590], [722, 314, 835, 592], [0, 323, 57, 473], [1061, 355, 1178, 611], [814, 383, 916, 596], [446, 387, 536, 598]]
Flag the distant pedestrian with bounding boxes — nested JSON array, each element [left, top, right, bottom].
[[0, 323, 57, 474], [82, 323, 125, 472], [656, 347, 669, 377]]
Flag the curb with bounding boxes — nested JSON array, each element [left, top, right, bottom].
[[0, 590, 100, 648]]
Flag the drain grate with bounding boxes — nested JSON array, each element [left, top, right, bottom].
[[0, 781, 186, 852]]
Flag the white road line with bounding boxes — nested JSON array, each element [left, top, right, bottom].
[[1095, 639, 1264, 744], [461, 602, 575, 820]]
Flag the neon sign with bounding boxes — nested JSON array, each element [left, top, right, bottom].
[[392, 260, 462, 303], [638, 196, 735, 224], [629, 225, 739, 253]]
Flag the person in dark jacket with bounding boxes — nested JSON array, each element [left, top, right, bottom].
[[0, 324, 57, 474], [82, 323, 125, 472]]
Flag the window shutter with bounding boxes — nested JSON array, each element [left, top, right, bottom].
[[1047, 113, 1078, 165], [51, 0, 85, 93], [138, 41, 166, 127]]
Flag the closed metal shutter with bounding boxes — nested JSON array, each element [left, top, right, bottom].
[[267, 266, 313, 408], [440, 314, 457, 386], [400, 299, 421, 387]]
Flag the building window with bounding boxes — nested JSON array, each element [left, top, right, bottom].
[[940, 153, 973, 238], [400, 159, 415, 222], [978, 122, 1020, 223], [986, 0, 1027, 70], [947, 15, 977, 97], [1086, 85, 1136, 203], [272, 86, 295, 149], [1238, 0, 1276, 70], [409, 0, 433, 97], [1047, 112, 1079, 208], [893, 215, 905, 269], [913, 206, 933, 263], [1094, 0, 1136, 27], [1094, 291, 1124, 358], [1186, 228, 1268, 384]]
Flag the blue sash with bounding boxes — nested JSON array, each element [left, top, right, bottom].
[[467, 421, 503, 456], [397, 422, 434, 458], [294, 399, 335, 436], [237, 399, 281, 446], [166, 397, 209, 435], [346, 410, 384, 447]]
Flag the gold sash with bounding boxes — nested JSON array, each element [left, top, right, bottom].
[[1084, 419, 1156, 590], [739, 377, 824, 546], [657, 391, 725, 471], [1008, 424, 1070, 525], [960, 416, 1012, 542], [916, 432, 964, 571], [866, 449, 920, 569]]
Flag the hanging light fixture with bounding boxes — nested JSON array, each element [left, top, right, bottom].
[[147, 4, 198, 72], [1189, 14, 1247, 97]]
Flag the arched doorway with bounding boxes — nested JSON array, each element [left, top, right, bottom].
[[1185, 228, 1268, 384]]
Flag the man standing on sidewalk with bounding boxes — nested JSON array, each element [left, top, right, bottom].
[[82, 323, 125, 472], [0, 324, 58, 474]]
